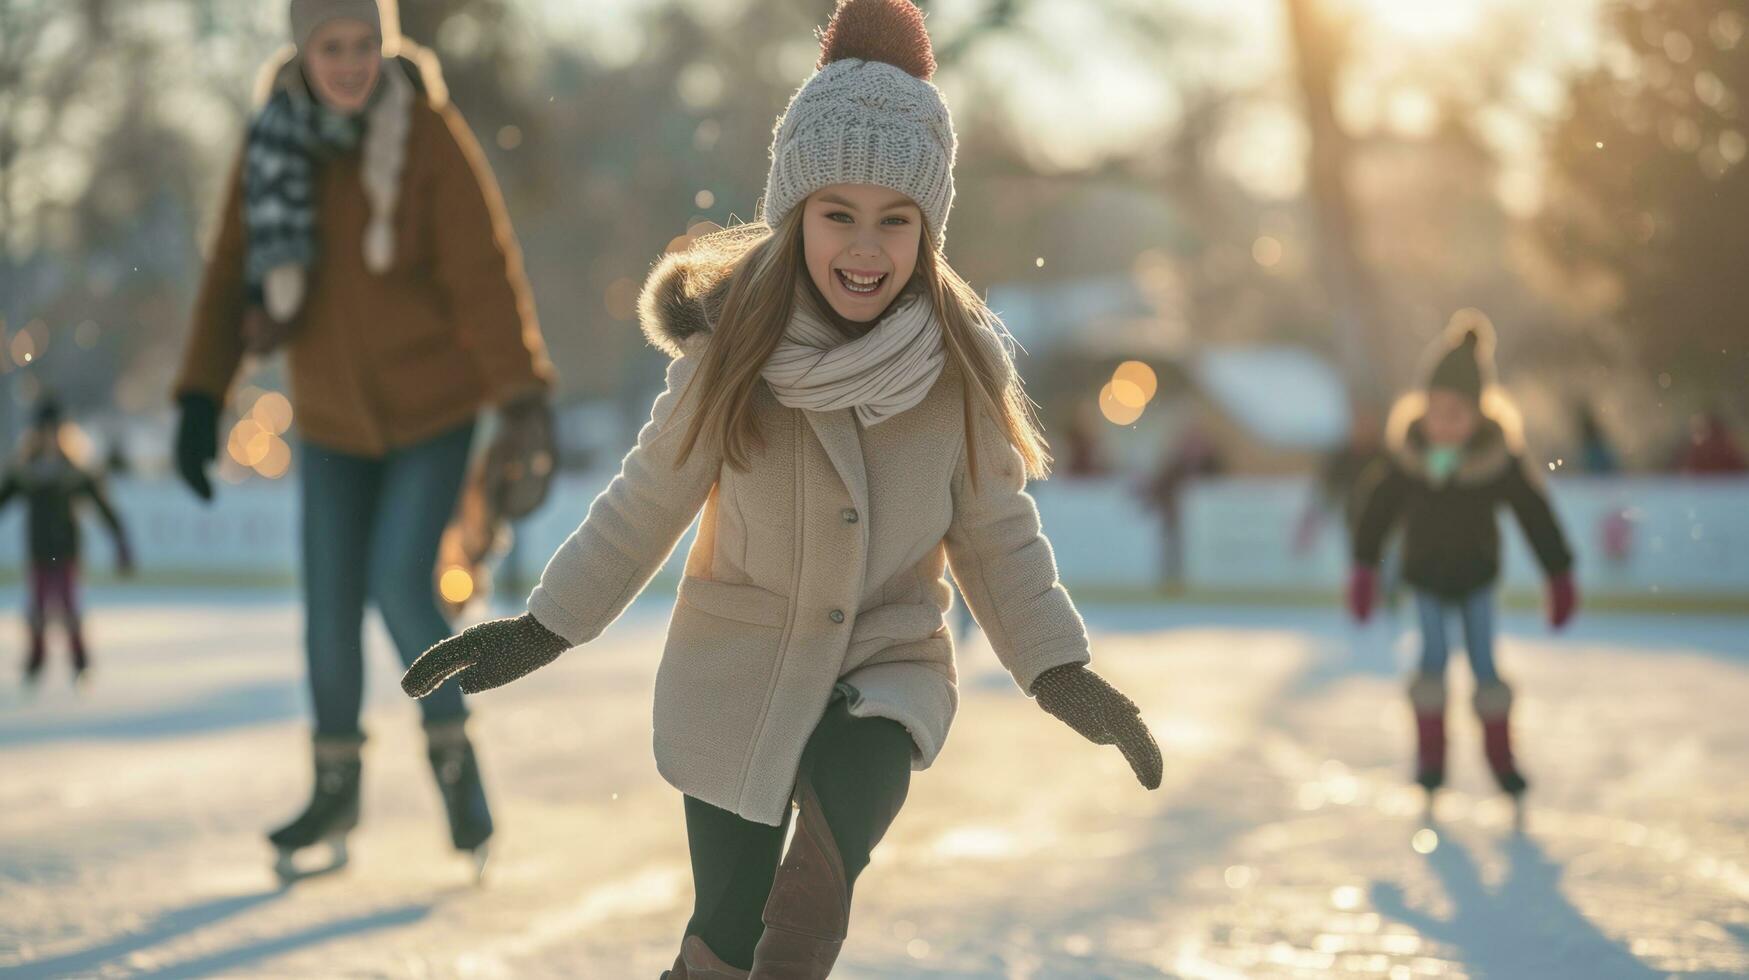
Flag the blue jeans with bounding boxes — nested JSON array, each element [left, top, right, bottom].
[[1413, 588, 1499, 684], [299, 422, 475, 738]]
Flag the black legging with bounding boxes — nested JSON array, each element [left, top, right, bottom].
[[682, 696, 913, 970]]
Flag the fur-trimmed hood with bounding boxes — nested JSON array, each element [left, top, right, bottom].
[[1385, 388, 1525, 486], [636, 244, 738, 360]]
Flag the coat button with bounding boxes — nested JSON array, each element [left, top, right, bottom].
[[842, 508, 859, 524], [829, 609, 846, 624]]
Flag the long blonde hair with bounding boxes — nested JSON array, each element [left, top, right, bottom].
[[674, 212, 1049, 485]]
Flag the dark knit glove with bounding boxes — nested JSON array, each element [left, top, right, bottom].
[[484, 394, 557, 521], [401, 614, 571, 697], [174, 393, 219, 502], [1030, 663, 1163, 789]]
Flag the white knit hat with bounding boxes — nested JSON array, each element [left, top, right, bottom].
[[761, 0, 957, 250]]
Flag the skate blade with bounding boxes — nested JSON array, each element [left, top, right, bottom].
[[274, 836, 350, 885], [470, 842, 490, 885]]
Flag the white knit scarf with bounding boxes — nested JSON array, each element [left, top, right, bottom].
[[761, 290, 945, 426]]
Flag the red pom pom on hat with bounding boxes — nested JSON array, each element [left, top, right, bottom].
[[817, 0, 936, 81]]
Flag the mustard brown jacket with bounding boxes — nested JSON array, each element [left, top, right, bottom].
[[176, 48, 552, 456]]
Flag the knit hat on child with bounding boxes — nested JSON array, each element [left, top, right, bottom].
[[1428, 326, 1493, 404], [761, 0, 957, 250]]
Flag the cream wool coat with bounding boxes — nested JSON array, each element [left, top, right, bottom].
[[528, 254, 1092, 826]]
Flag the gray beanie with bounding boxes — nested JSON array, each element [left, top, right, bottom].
[[290, 0, 381, 49], [761, 0, 957, 250]]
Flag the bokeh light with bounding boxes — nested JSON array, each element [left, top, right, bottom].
[[255, 437, 292, 479], [227, 419, 266, 466], [1098, 382, 1144, 426], [1110, 378, 1147, 409], [440, 567, 476, 605], [11, 329, 38, 366], [250, 392, 294, 436], [1252, 235, 1284, 268], [1112, 360, 1159, 404]]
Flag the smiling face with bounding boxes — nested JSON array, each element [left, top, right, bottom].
[[802, 184, 924, 323], [1424, 388, 1479, 447], [302, 18, 382, 114]]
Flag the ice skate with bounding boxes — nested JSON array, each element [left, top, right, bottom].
[[426, 719, 494, 883], [21, 661, 44, 694], [1475, 680, 1528, 798], [269, 734, 362, 885], [273, 832, 351, 884], [1409, 674, 1447, 792]]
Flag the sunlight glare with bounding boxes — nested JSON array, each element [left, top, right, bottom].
[[1339, 0, 1488, 42]]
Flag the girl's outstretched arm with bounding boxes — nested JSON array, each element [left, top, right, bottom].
[[943, 406, 1090, 691], [80, 473, 134, 573], [944, 404, 1162, 789], [1346, 461, 1408, 622], [403, 354, 719, 698], [1500, 458, 1577, 628]]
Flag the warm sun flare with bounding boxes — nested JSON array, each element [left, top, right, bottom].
[[1338, 0, 1490, 41]]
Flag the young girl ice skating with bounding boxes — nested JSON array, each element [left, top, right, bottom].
[[1348, 324, 1577, 799], [402, 1, 1163, 976], [1, 400, 134, 688]]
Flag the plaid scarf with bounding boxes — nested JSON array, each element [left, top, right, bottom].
[[242, 59, 413, 316], [243, 78, 365, 301]]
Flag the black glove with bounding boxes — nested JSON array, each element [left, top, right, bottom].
[[484, 394, 557, 520], [401, 613, 571, 697], [1030, 663, 1164, 790], [175, 393, 219, 502]]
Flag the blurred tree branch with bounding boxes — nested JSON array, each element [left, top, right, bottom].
[[1283, 0, 1387, 406], [1541, 0, 1749, 410]]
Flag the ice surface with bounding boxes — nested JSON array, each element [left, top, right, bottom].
[[1, 592, 1744, 978]]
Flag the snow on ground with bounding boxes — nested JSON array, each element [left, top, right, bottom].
[[0, 590, 1745, 979]]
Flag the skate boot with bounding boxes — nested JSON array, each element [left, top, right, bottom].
[[269, 734, 363, 882], [661, 935, 752, 980], [1408, 674, 1447, 792], [1475, 681, 1528, 797], [23, 629, 46, 690], [426, 718, 494, 880], [750, 778, 849, 980]]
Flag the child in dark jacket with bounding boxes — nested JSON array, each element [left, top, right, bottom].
[[0, 401, 134, 686], [1348, 326, 1575, 797]]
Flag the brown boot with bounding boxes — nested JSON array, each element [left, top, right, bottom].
[[663, 935, 751, 980], [750, 780, 849, 979]]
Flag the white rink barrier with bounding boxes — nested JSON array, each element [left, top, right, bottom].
[[1178, 476, 1749, 600], [2, 474, 1744, 602]]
